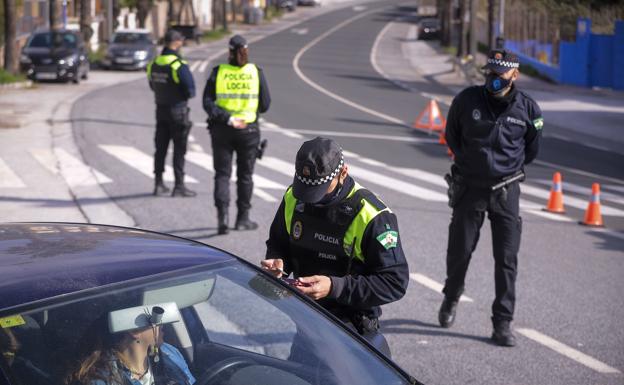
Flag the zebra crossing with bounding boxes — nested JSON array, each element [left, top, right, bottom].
[[2, 137, 624, 224]]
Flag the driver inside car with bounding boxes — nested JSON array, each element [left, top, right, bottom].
[[66, 311, 195, 385]]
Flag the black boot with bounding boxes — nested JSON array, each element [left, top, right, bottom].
[[491, 318, 516, 347], [171, 184, 197, 197], [153, 175, 170, 196], [217, 207, 229, 235], [235, 210, 258, 231], [438, 297, 458, 328]]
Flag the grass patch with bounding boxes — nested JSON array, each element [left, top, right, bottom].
[[443, 45, 457, 56], [88, 45, 107, 64], [0, 68, 26, 84], [200, 29, 231, 43], [265, 7, 284, 21]]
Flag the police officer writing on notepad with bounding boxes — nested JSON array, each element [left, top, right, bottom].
[[202, 35, 271, 235], [439, 50, 543, 346], [147, 29, 196, 197], [262, 137, 409, 356]]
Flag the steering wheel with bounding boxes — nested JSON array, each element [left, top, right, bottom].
[[195, 357, 256, 385]]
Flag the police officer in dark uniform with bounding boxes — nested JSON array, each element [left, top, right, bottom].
[[147, 29, 196, 197], [262, 137, 409, 356], [202, 35, 271, 235], [439, 50, 543, 346]]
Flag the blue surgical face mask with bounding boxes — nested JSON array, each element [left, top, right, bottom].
[[485, 73, 512, 95]]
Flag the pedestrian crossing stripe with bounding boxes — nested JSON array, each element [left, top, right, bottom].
[[376, 230, 398, 249]]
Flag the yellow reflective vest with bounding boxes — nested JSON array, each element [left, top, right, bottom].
[[215, 63, 260, 123]]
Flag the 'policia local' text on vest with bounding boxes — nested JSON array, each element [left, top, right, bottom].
[[147, 54, 187, 106], [215, 63, 260, 124], [283, 182, 390, 280]]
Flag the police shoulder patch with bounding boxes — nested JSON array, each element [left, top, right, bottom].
[[533, 117, 544, 130], [376, 230, 398, 250]]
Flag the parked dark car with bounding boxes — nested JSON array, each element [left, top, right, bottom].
[[417, 18, 440, 40], [0, 223, 422, 385], [276, 0, 297, 12], [19, 30, 89, 83], [297, 0, 321, 6], [102, 29, 157, 70]]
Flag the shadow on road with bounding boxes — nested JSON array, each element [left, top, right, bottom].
[[381, 318, 494, 345]]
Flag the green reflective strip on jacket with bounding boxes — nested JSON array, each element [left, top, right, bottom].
[[284, 187, 296, 235], [149, 54, 182, 84], [343, 183, 390, 262], [215, 63, 260, 123], [283, 182, 389, 262]]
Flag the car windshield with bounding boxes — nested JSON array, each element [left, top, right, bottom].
[[421, 19, 439, 27], [113, 32, 151, 44], [0, 262, 411, 385], [28, 32, 77, 48]]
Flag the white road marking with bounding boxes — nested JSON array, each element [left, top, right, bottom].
[[0, 157, 26, 188], [292, 7, 409, 127], [604, 184, 624, 194], [198, 60, 210, 73], [519, 200, 574, 222], [535, 179, 624, 206], [99, 145, 198, 184], [291, 28, 309, 35], [260, 124, 304, 139], [189, 61, 201, 72], [352, 5, 367, 11], [29, 149, 60, 175], [409, 273, 473, 302], [54, 148, 113, 186], [533, 159, 624, 186], [271, 127, 436, 143], [516, 328, 621, 374], [522, 184, 624, 217], [261, 154, 447, 202], [185, 151, 282, 202]]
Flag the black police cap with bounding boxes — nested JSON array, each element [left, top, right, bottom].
[[482, 49, 520, 74], [292, 137, 344, 204]]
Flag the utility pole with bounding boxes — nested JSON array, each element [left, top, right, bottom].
[[223, 0, 228, 31], [107, 0, 113, 39], [49, 0, 58, 30]]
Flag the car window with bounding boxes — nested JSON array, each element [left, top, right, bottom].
[[0, 263, 411, 385], [27, 32, 77, 48], [112, 33, 150, 44]]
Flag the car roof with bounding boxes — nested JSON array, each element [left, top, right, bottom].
[[0, 223, 234, 311]]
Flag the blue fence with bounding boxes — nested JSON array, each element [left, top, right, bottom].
[[505, 18, 624, 90]]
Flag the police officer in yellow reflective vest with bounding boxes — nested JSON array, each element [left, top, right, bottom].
[[262, 137, 409, 357], [202, 35, 271, 235], [147, 29, 196, 197]]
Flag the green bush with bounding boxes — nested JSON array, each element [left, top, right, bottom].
[[200, 29, 231, 42], [88, 45, 107, 64], [0, 68, 26, 84], [265, 7, 284, 21]]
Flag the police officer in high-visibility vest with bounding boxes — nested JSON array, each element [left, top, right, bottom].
[[147, 29, 196, 197], [262, 137, 409, 356], [202, 35, 271, 235]]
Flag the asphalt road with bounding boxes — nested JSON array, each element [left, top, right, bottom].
[[71, 1, 624, 384]]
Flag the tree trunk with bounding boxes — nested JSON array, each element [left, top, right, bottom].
[[457, 0, 466, 57], [79, 0, 93, 49], [137, 0, 150, 28], [488, 0, 495, 50], [50, 0, 58, 30], [3, 0, 17, 73], [441, 0, 452, 47]]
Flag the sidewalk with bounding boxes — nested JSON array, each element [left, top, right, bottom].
[[377, 20, 624, 155], [0, 0, 368, 225]]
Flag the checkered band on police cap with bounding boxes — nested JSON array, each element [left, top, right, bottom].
[[295, 156, 344, 186], [486, 58, 519, 69]]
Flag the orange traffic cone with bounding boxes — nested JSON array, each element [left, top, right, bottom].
[[580, 183, 604, 227], [544, 172, 565, 213], [413, 100, 446, 133], [438, 131, 447, 145]]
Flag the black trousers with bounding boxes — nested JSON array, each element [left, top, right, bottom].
[[443, 182, 522, 321], [154, 104, 191, 186], [210, 124, 260, 211]]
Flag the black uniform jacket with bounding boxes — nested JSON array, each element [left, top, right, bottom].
[[202, 64, 271, 129], [446, 85, 543, 184], [265, 176, 409, 319]]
